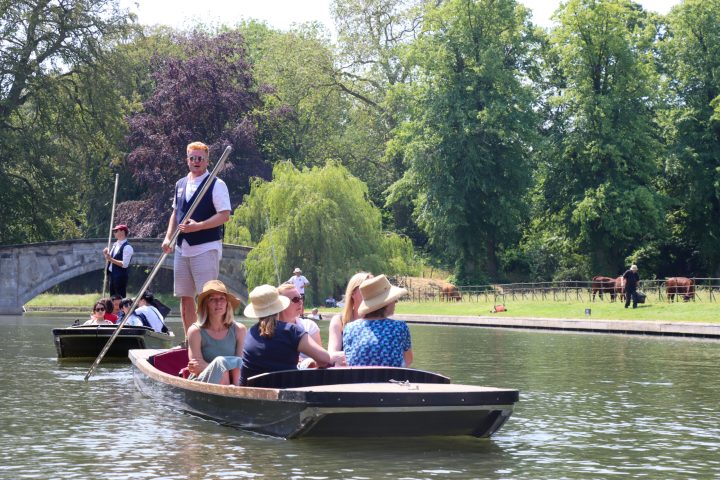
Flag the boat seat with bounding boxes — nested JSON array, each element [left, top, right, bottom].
[[150, 348, 189, 377], [246, 367, 450, 389]]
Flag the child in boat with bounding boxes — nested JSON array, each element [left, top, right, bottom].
[[240, 285, 344, 385], [342, 274, 413, 368], [186, 280, 246, 386], [84, 301, 114, 325]]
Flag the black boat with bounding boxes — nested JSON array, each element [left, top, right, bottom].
[[53, 324, 174, 359], [130, 348, 519, 439]]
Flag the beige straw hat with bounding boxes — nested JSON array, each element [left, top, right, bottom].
[[357, 274, 407, 317], [197, 280, 241, 312], [243, 284, 290, 318]]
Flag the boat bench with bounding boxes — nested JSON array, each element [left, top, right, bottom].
[[150, 348, 189, 377], [246, 367, 450, 389]]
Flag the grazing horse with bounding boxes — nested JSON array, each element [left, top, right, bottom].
[[665, 277, 695, 302], [591, 276, 616, 301], [439, 283, 462, 301], [613, 276, 625, 302]]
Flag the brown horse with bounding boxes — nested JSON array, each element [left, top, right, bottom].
[[665, 277, 695, 302], [439, 283, 462, 301], [591, 276, 616, 301]]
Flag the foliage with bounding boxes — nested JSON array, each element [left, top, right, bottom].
[[121, 30, 269, 237], [659, 0, 720, 275], [388, 0, 539, 283], [225, 161, 419, 304], [0, 0, 135, 244], [531, 0, 665, 275]]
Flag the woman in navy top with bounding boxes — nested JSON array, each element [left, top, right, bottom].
[[240, 285, 344, 385]]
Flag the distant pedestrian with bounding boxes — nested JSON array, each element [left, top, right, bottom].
[[103, 224, 133, 298], [623, 264, 640, 309], [287, 267, 309, 310]]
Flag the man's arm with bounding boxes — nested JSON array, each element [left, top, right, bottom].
[[162, 210, 178, 253]]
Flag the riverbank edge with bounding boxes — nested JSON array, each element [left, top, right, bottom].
[[394, 314, 720, 339]]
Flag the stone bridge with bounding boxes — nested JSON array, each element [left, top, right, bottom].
[[0, 238, 251, 314]]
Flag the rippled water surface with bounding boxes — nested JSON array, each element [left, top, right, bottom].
[[3, 315, 720, 479]]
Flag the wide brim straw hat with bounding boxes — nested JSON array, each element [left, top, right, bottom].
[[631, 265, 638, 271], [197, 280, 241, 312], [357, 274, 407, 317], [243, 284, 290, 318], [293, 267, 302, 273]]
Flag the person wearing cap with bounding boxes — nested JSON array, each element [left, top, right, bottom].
[[161, 141, 231, 336], [103, 224, 134, 298], [622, 264, 641, 309], [240, 285, 344, 385], [342, 274, 412, 367], [286, 268, 309, 306], [186, 280, 246, 385]]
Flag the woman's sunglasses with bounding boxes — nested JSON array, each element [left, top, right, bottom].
[[94, 307, 105, 312], [289, 296, 302, 304]]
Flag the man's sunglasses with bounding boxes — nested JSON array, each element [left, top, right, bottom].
[[188, 156, 207, 162]]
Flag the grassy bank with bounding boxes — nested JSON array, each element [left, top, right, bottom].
[[26, 293, 718, 323]]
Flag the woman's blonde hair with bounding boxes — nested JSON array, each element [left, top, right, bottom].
[[258, 314, 278, 338], [196, 294, 235, 329], [341, 272, 372, 327]]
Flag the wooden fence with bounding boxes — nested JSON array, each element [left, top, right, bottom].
[[396, 278, 720, 303]]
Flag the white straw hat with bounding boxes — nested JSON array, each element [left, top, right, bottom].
[[293, 267, 302, 274], [243, 284, 290, 318], [630, 265, 638, 271], [357, 274, 407, 317]]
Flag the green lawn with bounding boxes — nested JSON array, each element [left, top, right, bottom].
[[27, 293, 719, 323]]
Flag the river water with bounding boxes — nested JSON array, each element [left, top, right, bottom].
[[2, 314, 719, 479]]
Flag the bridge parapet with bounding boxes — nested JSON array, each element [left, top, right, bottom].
[[0, 239, 251, 314]]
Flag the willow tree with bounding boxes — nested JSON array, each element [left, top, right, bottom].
[[226, 161, 419, 305], [388, 0, 539, 282], [659, 0, 720, 275], [534, 0, 665, 276]]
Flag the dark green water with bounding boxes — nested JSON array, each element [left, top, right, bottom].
[[3, 315, 719, 479]]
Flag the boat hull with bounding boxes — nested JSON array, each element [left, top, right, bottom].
[[130, 349, 518, 438], [53, 325, 174, 359]]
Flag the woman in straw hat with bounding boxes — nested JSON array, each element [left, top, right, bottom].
[[327, 272, 373, 364], [342, 274, 412, 367], [240, 285, 344, 385], [186, 280, 247, 385]]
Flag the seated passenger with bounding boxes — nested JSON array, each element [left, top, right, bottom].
[[277, 283, 322, 369], [117, 298, 143, 326], [187, 280, 246, 385], [328, 272, 373, 364], [110, 294, 123, 317], [130, 292, 169, 333], [240, 285, 344, 385], [342, 274, 412, 367], [101, 297, 119, 323], [84, 301, 114, 325]]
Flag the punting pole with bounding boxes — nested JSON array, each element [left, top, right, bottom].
[[266, 216, 281, 285], [84, 145, 233, 381], [101, 174, 120, 299]]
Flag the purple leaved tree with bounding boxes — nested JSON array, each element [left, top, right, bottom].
[[117, 31, 270, 237]]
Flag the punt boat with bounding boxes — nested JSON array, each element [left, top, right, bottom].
[[130, 348, 519, 439], [52, 324, 174, 359]]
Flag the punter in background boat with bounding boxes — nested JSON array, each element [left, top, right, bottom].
[[187, 280, 246, 385], [84, 301, 114, 325], [328, 272, 373, 365], [343, 274, 412, 367], [103, 223, 134, 298], [277, 283, 321, 369], [240, 285, 344, 385]]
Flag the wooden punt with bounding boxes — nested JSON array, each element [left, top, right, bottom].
[[130, 348, 519, 439], [52, 325, 174, 359]]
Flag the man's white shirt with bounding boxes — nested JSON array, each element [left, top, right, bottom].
[[108, 239, 133, 272]]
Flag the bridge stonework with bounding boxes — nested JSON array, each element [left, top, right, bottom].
[[0, 239, 251, 315]]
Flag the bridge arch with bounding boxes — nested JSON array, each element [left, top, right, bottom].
[[0, 238, 251, 314]]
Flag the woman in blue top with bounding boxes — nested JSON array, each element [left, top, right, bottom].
[[240, 284, 344, 385], [343, 274, 413, 367], [187, 280, 246, 385]]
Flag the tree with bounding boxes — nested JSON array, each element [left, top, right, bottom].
[[388, 0, 539, 282], [0, 0, 134, 244], [120, 30, 269, 237], [226, 161, 419, 305], [659, 0, 720, 275], [532, 0, 665, 276]]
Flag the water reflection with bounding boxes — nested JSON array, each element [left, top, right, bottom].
[[2, 315, 719, 479]]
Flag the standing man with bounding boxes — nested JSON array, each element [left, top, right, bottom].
[[103, 224, 133, 298], [287, 267, 310, 310], [162, 141, 231, 335], [623, 264, 640, 309]]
